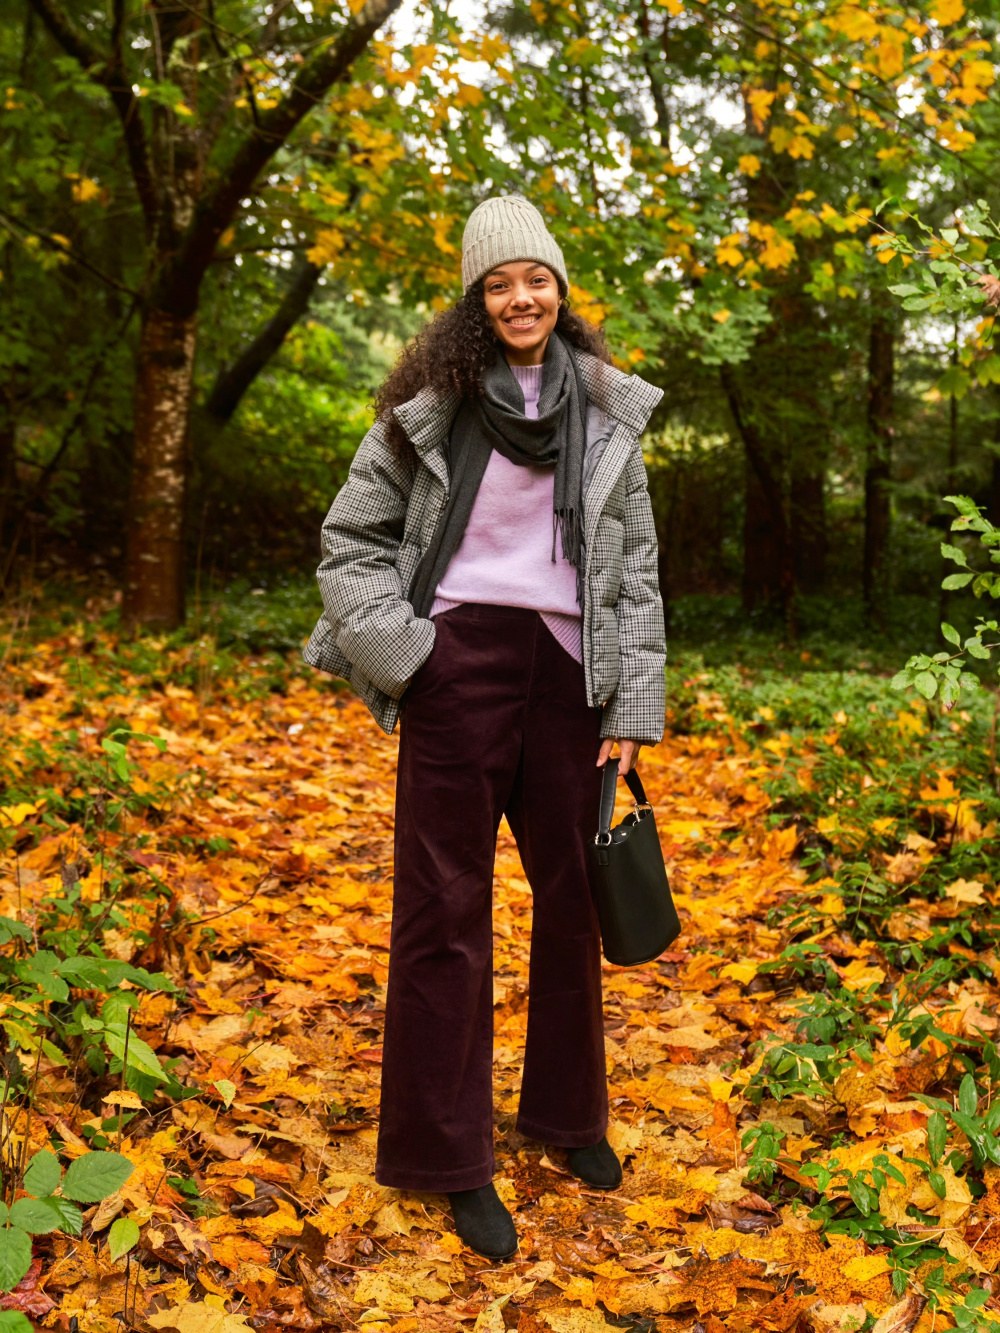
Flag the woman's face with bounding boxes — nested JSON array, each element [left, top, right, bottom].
[[483, 262, 561, 366]]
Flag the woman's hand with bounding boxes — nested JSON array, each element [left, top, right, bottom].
[[597, 738, 643, 774]]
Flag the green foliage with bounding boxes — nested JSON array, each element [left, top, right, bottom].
[[0, 1313, 35, 1333], [101, 730, 167, 785], [881, 198, 1000, 325], [107, 1216, 140, 1261], [0, 720, 183, 1292], [22, 1150, 60, 1198], [894, 496, 1000, 705], [60, 1151, 134, 1204], [950, 1286, 1000, 1333], [0, 1148, 132, 1290], [915, 1081, 1000, 1173], [741, 1122, 783, 1186], [0, 1230, 32, 1295], [680, 640, 1000, 1295]]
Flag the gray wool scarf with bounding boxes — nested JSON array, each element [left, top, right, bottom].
[[409, 331, 588, 620]]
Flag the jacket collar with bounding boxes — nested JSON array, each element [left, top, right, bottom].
[[576, 352, 664, 436], [393, 388, 460, 460], [392, 352, 662, 458]]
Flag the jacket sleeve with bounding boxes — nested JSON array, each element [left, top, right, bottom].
[[600, 443, 666, 745], [315, 420, 435, 700]]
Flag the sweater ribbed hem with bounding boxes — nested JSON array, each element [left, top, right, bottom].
[[430, 599, 582, 664]]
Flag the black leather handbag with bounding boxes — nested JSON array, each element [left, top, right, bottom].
[[588, 759, 680, 967]]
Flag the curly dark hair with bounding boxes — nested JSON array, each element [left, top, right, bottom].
[[374, 277, 612, 458]]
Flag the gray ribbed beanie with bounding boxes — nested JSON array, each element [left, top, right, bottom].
[[461, 195, 569, 294]]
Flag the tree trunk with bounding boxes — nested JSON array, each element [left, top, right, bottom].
[[638, 0, 671, 145], [722, 365, 794, 625], [863, 308, 894, 625], [122, 308, 197, 629], [0, 406, 15, 552], [742, 461, 782, 609], [990, 395, 1000, 528], [790, 465, 826, 594]]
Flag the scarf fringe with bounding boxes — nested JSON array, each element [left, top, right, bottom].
[[552, 506, 585, 609]]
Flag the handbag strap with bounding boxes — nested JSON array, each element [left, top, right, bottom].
[[624, 766, 650, 807], [597, 759, 620, 843], [596, 760, 652, 844]]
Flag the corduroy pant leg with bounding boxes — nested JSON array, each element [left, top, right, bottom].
[[376, 605, 529, 1192], [506, 621, 609, 1148]]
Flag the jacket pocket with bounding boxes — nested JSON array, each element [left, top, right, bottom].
[[336, 611, 436, 699], [589, 605, 620, 700], [589, 515, 625, 609]]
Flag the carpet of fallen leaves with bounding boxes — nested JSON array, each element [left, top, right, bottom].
[[2, 629, 999, 1333]]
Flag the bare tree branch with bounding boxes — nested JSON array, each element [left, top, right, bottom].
[[0, 206, 141, 295], [202, 256, 323, 424]]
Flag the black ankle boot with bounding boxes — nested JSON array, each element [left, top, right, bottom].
[[447, 1183, 518, 1261], [565, 1137, 622, 1190]]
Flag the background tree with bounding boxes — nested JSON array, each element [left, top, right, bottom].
[[23, 0, 404, 627]]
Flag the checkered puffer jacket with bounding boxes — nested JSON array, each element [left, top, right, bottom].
[[303, 352, 666, 743]]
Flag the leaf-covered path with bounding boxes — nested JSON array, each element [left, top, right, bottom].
[[3, 637, 998, 1333]]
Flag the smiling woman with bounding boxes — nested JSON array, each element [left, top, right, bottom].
[[482, 261, 562, 364], [303, 195, 666, 1263]]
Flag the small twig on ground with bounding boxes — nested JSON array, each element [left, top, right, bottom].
[[189, 868, 273, 925], [16, 1039, 45, 1191], [118, 1010, 132, 1151]]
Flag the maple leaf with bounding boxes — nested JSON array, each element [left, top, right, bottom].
[[148, 1302, 254, 1333], [668, 1253, 774, 1314], [543, 1310, 617, 1331], [944, 877, 986, 904]]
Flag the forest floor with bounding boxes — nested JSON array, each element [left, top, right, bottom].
[[2, 608, 1000, 1333]]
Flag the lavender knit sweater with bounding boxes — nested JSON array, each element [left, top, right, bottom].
[[429, 362, 583, 662]]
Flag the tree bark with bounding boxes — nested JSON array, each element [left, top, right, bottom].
[[122, 310, 197, 629], [157, 0, 402, 317], [863, 307, 894, 625], [742, 461, 782, 610], [638, 0, 671, 145], [0, 412, 15, 556], [728, 69, 800, 627]]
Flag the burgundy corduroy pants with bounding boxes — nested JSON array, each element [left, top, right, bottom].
[[375, 603, 608, 1192]]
